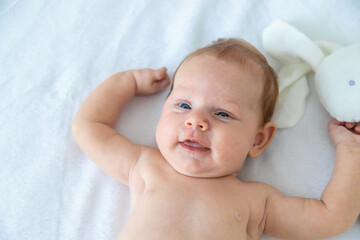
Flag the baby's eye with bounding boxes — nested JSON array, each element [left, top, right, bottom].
[[216, 112, 230, 118], [178, 103, 191, 109]]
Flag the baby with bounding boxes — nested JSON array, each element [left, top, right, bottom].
[[73, 38, 360, 240]]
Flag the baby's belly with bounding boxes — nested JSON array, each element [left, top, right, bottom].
[[117, 190, 250, 240]]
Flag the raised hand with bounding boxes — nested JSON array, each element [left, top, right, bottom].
[[133, 67, 170, 96], [328, 119, 360, 147]]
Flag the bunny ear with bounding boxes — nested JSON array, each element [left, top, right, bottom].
[[262, 19, 325, 128], [272, 63, 312, 128], [263, 19, 325, 70]]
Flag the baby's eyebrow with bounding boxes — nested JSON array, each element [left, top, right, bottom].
[[214, 97, 243, 113], [170, 86, 193, 98], [225, 103, 244, 116]]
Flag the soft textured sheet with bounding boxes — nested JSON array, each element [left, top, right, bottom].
[[1, 0, 359, 239]]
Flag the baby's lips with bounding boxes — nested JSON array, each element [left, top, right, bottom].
[[180, 138, 211, 151], [182, 140, 207, 149]]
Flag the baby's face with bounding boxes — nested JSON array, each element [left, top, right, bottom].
[[156, 54, 263, 178]]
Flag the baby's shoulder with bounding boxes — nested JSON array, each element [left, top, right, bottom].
[[138, 146, 163, 160], [131, 146, 171, 180], [234, 181, 272, 211], [240, 180, 285, 208], [132, 146, 163, 172], [128, 146, 167, 191], [239, 181, 283, 206], [241, 180, 274, 194]]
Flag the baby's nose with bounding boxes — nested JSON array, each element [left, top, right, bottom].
[[184, 118, 209, 131]]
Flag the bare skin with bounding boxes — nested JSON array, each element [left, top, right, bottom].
[[73, 55, 360, 240]]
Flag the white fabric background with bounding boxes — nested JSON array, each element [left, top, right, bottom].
[[1, 0, 359, 239]]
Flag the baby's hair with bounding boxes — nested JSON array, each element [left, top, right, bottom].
[[170, 38, 279, 126]]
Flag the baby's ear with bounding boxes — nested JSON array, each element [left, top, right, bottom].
[[248, 122, 276, 158]]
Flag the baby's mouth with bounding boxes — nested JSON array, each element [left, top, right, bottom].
[[179, 140, 210, 152]]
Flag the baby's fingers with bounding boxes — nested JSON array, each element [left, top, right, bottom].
[[345, 122, 356, 129], [152, 74, 170, 92], [328, 119, 358, 146], [343, 122, 360, 134], [153, 67, 169, 80], [134, 67, 170, 96], [151, 67, 170, 92], [333, 120, 360, 133], [355, 123, 360, 134]]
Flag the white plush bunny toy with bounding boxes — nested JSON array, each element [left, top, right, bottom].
[[262, 19, 360, 128]]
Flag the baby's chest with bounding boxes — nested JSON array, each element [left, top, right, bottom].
[[129, 174, 264, 239]]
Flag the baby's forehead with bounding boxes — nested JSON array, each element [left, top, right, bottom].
[[180, 53, 263, 77], [172, 56, 263, 107], [174, 54, 264, 87]]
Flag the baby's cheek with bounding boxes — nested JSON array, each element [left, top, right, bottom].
[[155, 118, 165, 147], [156, 116, 175, 149], [231, 135, 251, 159], [216, 133, 247, 160]]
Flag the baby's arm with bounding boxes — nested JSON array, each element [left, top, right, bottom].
[[72, 67, 170, 184], [264, 120, 360, 239]]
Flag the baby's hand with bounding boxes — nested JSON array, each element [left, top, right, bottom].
[[328, 119, 360, 147], [133, 67, 170, 96]]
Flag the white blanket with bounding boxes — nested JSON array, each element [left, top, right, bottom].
[[1, 0, 359, 239]]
